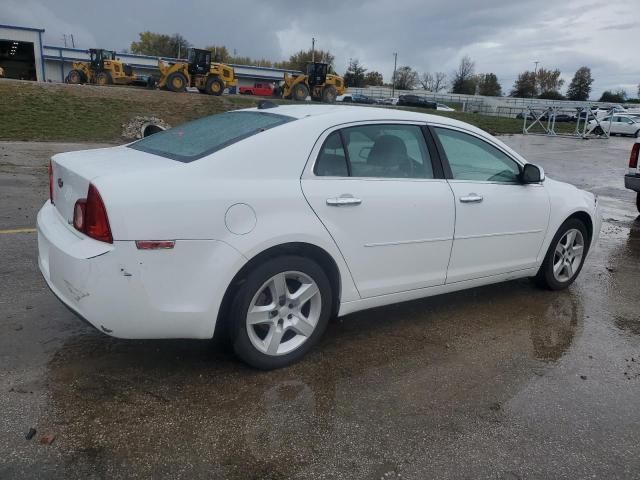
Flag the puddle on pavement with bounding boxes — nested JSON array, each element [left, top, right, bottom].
[[42, 279, 586, 478]]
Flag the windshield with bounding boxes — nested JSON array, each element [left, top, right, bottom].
[[129, 111, 295, 162]]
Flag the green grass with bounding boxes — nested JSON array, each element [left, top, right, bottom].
[[0, 80, 576, 142]]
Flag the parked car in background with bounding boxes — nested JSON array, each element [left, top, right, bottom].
[[397, 95, 436, 109], [338, 93, 377, 104], [626, 139, 640, 212], [239, 82, 274, 96], [436, 103, 455, 112], [38, 105, 601, 369], [552, 113, 576, 122], [588, 114, 640, 136], [381, 97, 399, 105]]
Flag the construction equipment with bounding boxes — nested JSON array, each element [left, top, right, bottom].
[[157, 48, 236, 95], [281, 62, 346, 103], [67, 49, 137, 86]]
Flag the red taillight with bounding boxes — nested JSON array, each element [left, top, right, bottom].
[[630, 143, 640, 170], [48, 161, 54, 204], [73, 184, 113, 243]]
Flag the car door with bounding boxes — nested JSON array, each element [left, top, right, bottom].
[[431, 126, 550, 283], [301, 123, 455, 298], [619, 117, 637, 135]]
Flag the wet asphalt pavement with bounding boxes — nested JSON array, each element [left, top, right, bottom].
[[1, 135, 639, 479]]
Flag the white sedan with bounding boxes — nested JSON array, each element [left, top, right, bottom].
[[588, 114, 640, 137], [436, 103, 456, 111], [38, 105, 601, 369]]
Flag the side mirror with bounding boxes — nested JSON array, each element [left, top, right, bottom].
[[522, 163, 545, 184]]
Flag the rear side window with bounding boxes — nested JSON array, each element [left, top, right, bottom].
[[129, 111, 294, 162], [315, 124, 433, 179], [314, 132, 349, 177]]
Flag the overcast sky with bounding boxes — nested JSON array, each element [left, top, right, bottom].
[[3, 0, 639, 98]]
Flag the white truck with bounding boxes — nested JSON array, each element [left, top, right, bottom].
[[625, 138, 640, 212]]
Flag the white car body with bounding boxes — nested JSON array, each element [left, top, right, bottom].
[[38, 105, 601, 343], [436, 103, 455, 112], [588, 114, 640, 136]]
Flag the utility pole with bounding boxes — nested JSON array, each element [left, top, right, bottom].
[[62, 34, 67, 48], [392, 52, 398, 97], [70, 34, 75, 48], [533, 61, 539, 98], [311, 38, 315, 62]]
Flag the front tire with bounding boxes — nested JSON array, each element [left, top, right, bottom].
[[292, 83, 310, 102], [535, 218, 589, 290], [166, 72, 187, 92], [67, 69, 84, 84], [230, 256, 332, 370]]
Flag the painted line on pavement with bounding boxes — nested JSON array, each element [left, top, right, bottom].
[[0, 228, 36, 234]]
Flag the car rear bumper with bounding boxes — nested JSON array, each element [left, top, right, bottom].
[[37, 201, 246, 339], [625, 174, 640, 192]]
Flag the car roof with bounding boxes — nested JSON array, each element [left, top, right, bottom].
[[243, 104, 493, 141]]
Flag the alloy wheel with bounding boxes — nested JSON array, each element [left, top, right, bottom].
[[552, 228, 585, 283], [246, 271, 322, 356]]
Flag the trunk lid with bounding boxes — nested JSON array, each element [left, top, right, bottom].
[[51, 145, 178, 224]]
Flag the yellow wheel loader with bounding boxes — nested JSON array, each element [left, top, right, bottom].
[[156, 48, 236, 95], [66, 49, 137, 86], [281, 62, 346, 104]]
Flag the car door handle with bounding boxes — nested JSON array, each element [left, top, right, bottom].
[[459, 194, 483, 203], [326, 195, 362, 207]]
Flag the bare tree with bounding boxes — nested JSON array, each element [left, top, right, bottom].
[[419, 72, 447, 92], [451, 56, 476, 94]]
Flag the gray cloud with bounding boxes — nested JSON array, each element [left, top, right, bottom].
[[2, 0, 639, 97]]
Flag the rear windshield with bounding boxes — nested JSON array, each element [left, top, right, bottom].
[[128, 111, 294, 162]]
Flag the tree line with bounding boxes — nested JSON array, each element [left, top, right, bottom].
[[129, 32, 636, 101]]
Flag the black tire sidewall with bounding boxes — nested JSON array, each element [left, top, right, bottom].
[[206, 77, 224, 96], [636, 192, 640, 213], [536, 218, 589, 290], [292, 84, 309, 101], [230, 255, 332, 370], [322, 86, 337, 103], [167, 73, 186, 92], [68, 70, 82, 84]]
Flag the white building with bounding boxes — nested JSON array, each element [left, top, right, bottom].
[[0, 24, 45, 81]]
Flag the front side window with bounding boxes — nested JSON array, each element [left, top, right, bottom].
[[434, 128, 521, 183]]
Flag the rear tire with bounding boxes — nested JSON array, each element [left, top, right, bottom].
[[636, 192, 640, 213], [635, 130, 640, 138], [322, 85, 337, 104], [67, 69, 84, 84], [292, 83, 309, 102], [230, 255, 332, 370], [535, 218, 589, 290], [205, 76, 224, 96], [166, 72, 187, 92], [95, 72, 111, 86]]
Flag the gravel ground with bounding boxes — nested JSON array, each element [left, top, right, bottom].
[[0, 135, 639, 479]]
